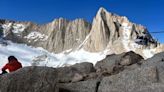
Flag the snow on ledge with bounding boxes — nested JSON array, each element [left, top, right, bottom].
[[24, 31, 48, 41]]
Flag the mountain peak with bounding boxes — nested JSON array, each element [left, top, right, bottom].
[[0, 7, 163, 60], [52, 17, 69, 23], [96, 7, 110, 18], [98, 7, 106, 11], [83, 7, 160, 58], [97, 7, 108, 14]]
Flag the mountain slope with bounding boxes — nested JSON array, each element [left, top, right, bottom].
[[0, 18, 91, 53], [0, 40, 106, 71], [83, 7, 161, 58], [0, 7, 164, 68]]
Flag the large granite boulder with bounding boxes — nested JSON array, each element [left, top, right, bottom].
[[95, 51, 143, 75], [0, 62, 95, 92], [56, 62, 95, 83], [98, 51, 164, 92], [1, 51, 164, 92], [0, 66, 58, 92], [98, 66, 158, 92], [57, 79, 99, 92]]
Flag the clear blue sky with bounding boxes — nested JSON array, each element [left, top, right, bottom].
[[0, 0, 163, 43]]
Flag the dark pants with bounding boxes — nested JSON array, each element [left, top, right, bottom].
[[0, 70, 8, 75]]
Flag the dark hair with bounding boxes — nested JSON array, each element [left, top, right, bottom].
[[8, 56, 18, 62]]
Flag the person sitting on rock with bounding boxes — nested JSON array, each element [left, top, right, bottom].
[[1, 56, 22, 75]]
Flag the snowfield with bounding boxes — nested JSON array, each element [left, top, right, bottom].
[[0, 40, 106, 72], [0, 17, 159, 72], [0, 39, 157, 73]]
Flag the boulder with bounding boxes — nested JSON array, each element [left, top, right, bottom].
[[0, 62, 95, 92], [95, 51, 143, 75], [71, 73, 84, 83], [0, 66, 58, 92], [0, 52, 164, 92], [132, 83, 164, 92], [120, 51, 143, 66], [142, 52, 164, 83], [56, 62, 95, 83], [57, 79, 99, 92], [98, 66, 158, 92]]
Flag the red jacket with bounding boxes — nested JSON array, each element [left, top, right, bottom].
[[2, 60, 22, 72]]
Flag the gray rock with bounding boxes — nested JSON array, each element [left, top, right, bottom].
[[0, 66, 58, 92], [95, 51, 143, 75], [96, 51, 164, 92], [95, 54, 120, 74], [142, 51, 164, 66], [71, 73, 84, 82], [0, 62, 96, 92], [98, 66, 158, 92], [120, 51, 143, 66], [56, 62, 95, 83], [142, 52, 164, 83], [133, 83, 164, 92], [71, 62, 96, 74], [57, 79, 99, 92], [0, 52, 164, 92]]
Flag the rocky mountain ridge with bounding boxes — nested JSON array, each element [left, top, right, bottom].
[[0, 7, 163, 59]]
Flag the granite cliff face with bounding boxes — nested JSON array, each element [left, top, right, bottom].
[[83, 8, 158, 56], [0, 18, 91, 53], [0, 7, 163, 58], [45, 18, 91, 53]]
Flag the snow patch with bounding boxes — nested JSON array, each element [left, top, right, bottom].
[[0, 41, 106, 70], [24, 31, 48, 41], [2, 23, 12, 29], [2, 23, 26, 37], [143, 49, 155, 59], [12, 24, 26, 34]]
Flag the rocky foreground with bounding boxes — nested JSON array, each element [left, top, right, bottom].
[[0, 51, 164, 92]]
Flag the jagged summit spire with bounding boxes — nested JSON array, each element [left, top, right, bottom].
[[97, 7, 107, 13], [52, 17, 69, 23], [96, 7, 116, 17], [96, 7, 109, 17]]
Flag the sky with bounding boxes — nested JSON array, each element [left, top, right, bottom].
[[0, 0, 163, 43]]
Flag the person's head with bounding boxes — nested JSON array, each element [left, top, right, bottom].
[[8, 56, 18, 63]]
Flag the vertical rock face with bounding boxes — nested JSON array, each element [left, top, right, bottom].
[[45, 18, 91, 53], [84, 8, 117, 52], [0, 18, 91, 53], [43, 18, 70, 53], [0, 7, 163, 58], [83, 7, 157, 54]]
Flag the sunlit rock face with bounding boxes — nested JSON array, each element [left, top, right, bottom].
[[44, 18, 91, 53], [83, 8, 158, 55], [0, 7, 163, 59], [0, 18, 91, 53]]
